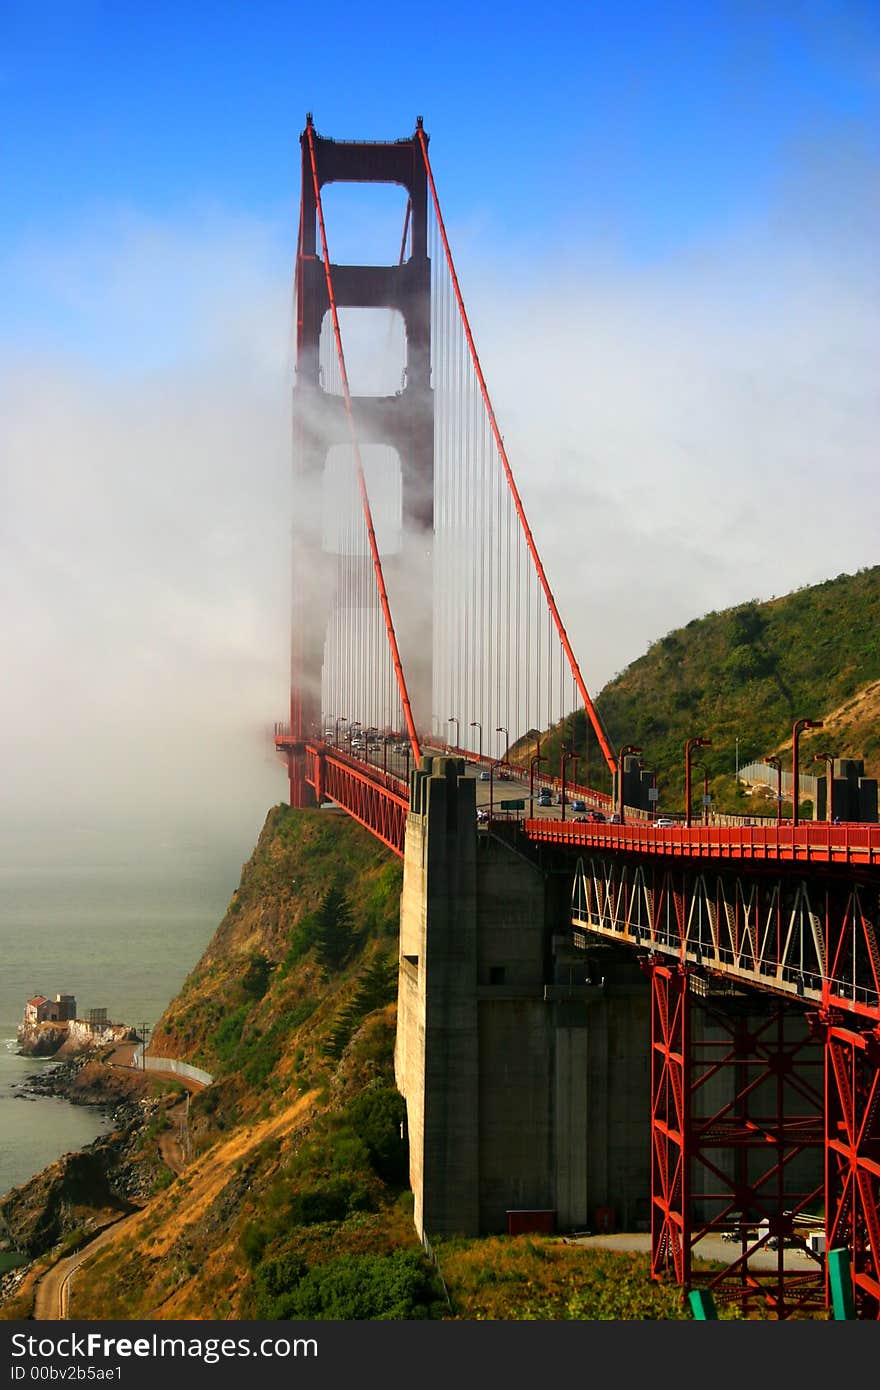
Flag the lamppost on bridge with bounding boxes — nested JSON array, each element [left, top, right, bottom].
[[764, 755, 783, 825], [529, 737, 547, 819], [560, 746, 579, 823], [616, 744, 642, 825], [791, 719, 823, 828], [488, 758, 506, 823], [692, 759, 710, 827], [469, 720, 482, 763], [495, 726, 509, 765], [348, 720, 362, 756], [813, 750, 836, 824], [334, 715, 347, 748], [684, 737, 711, 828], [448, 716, 459, 752]]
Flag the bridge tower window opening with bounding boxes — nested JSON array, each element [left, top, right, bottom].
[[319, 306, 408, 400], [317, 181, 413, 269]]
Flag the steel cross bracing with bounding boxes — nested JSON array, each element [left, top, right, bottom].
[[648, 966, 827, 1317], [569, 853, 880, 1019]]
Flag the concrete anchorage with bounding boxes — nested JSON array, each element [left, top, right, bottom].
[[395, 756, 653, 1239]]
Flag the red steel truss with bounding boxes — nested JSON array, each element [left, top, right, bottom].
[[650, 963, 690, 1285], [823, 1019, 880, 1318], [302, 742, 408, 857], [569, 844, 880, 1315], [529, 816, 880, 868], [647, 962, 826, 1316], [568, 851, 880, 1022]]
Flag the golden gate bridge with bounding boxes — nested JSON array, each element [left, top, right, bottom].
[[274, 117, 880, 1319]]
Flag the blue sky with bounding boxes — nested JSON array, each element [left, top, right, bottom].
[[1, 1, 878, 869], [4, 1, 878, 330]]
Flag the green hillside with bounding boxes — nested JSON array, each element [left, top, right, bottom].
[[37, 806, 711, 1321], [516, 565, 880, 817]]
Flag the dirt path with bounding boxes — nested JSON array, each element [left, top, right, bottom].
[[157, 1096, 189, 1175]]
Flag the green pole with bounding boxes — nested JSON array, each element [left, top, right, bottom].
[[688, 1288, 718, 1319], [828, 1247, 855, 1320]]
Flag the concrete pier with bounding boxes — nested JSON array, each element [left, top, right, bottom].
[[395, 756, 652, 1238]]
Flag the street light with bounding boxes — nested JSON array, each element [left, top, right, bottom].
[[469, 720, 483, 763], [764, 755, 782, 825], [561, 746, 579, 822], [495, 726, 509, 764], [448, 716, 459, 752], [685, 737, 712, 828], [791, 719, 823, 828], [529, 738, 547, 818], [616, 744, 642, 824], [334, 715, 347, 748], [692, 759, 710, 827], [813, 750, 836, 824], [488, 758, 506, 822]]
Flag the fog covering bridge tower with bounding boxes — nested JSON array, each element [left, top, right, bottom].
[[287, 117, 433, 806]]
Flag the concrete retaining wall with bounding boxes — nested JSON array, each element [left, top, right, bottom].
[[132, 1048, 213, 1087]]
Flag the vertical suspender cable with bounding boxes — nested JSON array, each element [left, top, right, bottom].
[[416, 125, 615, 777]]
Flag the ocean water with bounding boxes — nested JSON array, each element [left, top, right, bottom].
[[0, 861, 234, 1200]]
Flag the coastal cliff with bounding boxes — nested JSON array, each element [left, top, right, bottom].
[[1, 805, 430, 1321]]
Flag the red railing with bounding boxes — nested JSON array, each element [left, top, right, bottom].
[[527, 817, 880, 867]]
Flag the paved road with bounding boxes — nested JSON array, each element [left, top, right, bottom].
[[30, 1060, 205, 1319], [566, 1230, 824, 1273]]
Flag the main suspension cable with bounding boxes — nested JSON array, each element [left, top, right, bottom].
[[416, 121, 616, 776]]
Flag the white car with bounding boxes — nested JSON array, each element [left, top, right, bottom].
[[655, 817, 675, 828]]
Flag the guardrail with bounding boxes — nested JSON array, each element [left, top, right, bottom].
[[131, 1048, 213, 1087]]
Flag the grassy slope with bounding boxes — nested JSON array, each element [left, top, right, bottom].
[[515, 565, 880, 815], [58, 804, 782, 1320]]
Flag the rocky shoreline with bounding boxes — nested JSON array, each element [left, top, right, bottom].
[[0, 1047, 171, 1311]]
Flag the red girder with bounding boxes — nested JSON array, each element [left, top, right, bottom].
[[570, 852, 880, 1023], [650, 965, 689, 1286], [302, 742, 408, 857], [646, 965, 826, 1317], [824, 1022, 880, 1318], [527, 817, 880, 867]]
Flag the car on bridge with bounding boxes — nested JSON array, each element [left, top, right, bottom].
[[537, 791, 552, 807], [655, 817, 675, 827], [571, 799, 587, 812]]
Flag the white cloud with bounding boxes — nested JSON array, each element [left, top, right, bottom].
[[2, 149, 876, 868]]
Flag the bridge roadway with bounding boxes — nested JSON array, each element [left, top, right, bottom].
[[295, 734, 880, 865], [287, 736, 880, 1022]]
